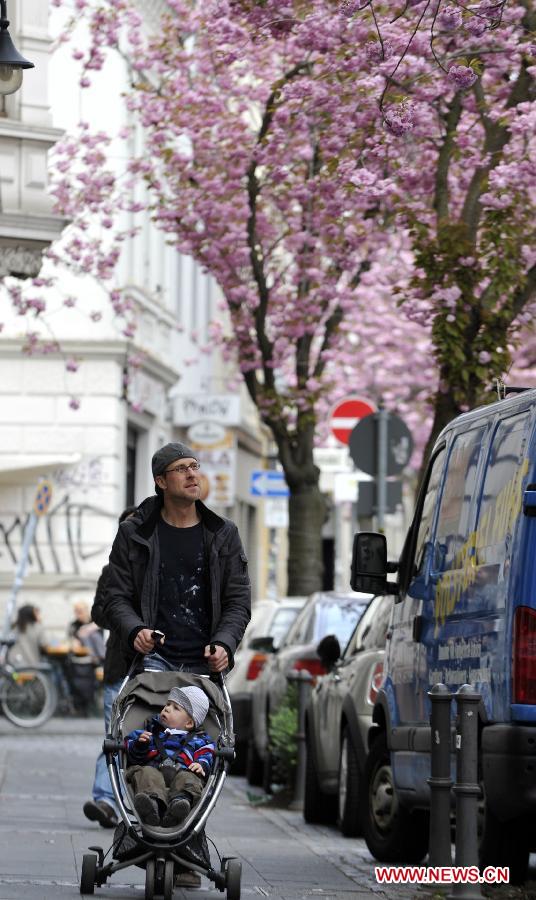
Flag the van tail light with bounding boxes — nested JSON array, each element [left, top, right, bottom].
[[246, 653, 267, 681], [512, 606, 536, 704], [368, 661, 384, 705], [293, 658, 326, 680]]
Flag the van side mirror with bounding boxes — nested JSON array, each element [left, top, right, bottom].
[[249, 635, 275, 653], [351, 532, 391, 595], [316, 634, 341, 671]]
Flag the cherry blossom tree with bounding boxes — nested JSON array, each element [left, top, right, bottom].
[[42, 0, 435, 594], [5, 0, 534, 592], [377, 0, 536, 465]]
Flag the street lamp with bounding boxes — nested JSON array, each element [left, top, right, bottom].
[[0, 0, 34, 96]]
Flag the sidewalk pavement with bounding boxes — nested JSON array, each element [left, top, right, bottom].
[[0, 717, 534, 900]]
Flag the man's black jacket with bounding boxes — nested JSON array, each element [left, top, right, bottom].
[[105, 495, 251, 668]]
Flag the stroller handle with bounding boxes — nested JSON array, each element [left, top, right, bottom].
[[209, 643, 225, 687]]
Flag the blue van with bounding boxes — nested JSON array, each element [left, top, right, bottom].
[[351, 390, 536, 881]]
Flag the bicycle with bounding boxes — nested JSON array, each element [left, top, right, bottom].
[[0, 638, 57, 727]]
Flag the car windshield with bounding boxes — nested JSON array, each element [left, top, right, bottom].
[[313, 599, 367, 646], [270, 607, 301, 649]]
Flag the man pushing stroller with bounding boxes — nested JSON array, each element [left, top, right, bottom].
[[126, 685, 215, 827]]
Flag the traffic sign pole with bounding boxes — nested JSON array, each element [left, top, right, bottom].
[[377, 404, 388, 531]]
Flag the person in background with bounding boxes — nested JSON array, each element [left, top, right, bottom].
[[8, 605, 48, 667], [83, 505, 138, 829], [65, 600, 105, 716], [69, 601, 106, 663]]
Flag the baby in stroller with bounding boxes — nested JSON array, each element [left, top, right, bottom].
[[125, 685, 215, 828], [79, 670, 241, 900]]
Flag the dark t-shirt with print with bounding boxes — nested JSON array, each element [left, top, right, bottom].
[[155, 519, 212, 667]]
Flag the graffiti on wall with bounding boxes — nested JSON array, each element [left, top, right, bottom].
[[54, 458, 104, 493], [0, 459, 116, 576]]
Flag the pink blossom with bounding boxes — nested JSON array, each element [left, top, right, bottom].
[[69, 397, 81, 410], [438, 6, 463, 31], [384, 103, 414, 136], [339, 0, 362, 16], [448, 65, 478, 89]]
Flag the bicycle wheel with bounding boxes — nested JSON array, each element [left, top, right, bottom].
[[0, 668, 56, 727]]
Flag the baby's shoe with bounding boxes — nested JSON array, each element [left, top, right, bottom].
[[134, 792, 160, 826], [162, 795, 191, 827]]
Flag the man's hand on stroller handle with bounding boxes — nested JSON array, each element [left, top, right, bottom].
[[204, 643, 228, 672], [133, 628, 165, 654]]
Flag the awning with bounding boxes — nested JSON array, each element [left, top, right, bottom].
[[0, 454, 81, 484]]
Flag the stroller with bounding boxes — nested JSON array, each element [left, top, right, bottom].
[[79, 669, 241, 899]]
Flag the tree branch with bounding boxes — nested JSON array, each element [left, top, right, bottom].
[[246, 62, 310, 393], [461, 12, 535, 241], [434, 93, 462, 223]]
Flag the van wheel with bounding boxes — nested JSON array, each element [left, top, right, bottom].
[[338, 728, 361, 837], [303, 734, 337, 824], [479, 801, 530, 885], [245, 738, 263, 786], [361, 732, 428, 863]]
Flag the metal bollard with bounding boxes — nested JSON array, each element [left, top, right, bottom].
[[287, 669, 313, 811], [427, 683, 453, 867], [448, 684, 483, 899]]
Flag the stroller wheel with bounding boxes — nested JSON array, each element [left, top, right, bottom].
[[145, 859, 155, 900], [225, 858, 241, 900], [163, 860, 174, 900], [80, 854, 97, 895]]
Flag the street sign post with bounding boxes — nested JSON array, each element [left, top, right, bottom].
[[349, 410, 414, 529], [348, 412, 414, 476], [250, 470, 290, 498], [329, 396, 376, 446]]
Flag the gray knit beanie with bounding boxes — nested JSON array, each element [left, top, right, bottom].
[[167, 685, 209, 728]]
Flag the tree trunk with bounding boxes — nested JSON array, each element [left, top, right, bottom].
[[271, 426, 326, 596], [286, 481, 326, 596]]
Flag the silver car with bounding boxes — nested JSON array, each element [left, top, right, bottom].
[[226, 597, 307, 773], [247, 590, 372, 789], [303, 593, 393, 833]]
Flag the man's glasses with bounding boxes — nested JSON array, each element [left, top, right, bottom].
[[165, 462, 201, 475]]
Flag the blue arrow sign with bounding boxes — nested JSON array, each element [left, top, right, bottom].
[[250, 470, 289, 498]]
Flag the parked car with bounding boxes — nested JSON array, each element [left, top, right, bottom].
[[247, 590, 372, 789], [303, 593, 394, 834], [226, 596, 307, 772]]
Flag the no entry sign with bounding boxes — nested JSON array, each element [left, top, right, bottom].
[[329, 397, 376, 446]]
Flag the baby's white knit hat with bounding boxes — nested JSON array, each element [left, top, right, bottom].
[[167, 685, 209, 728]]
